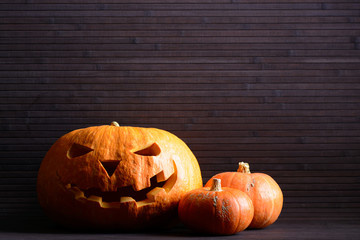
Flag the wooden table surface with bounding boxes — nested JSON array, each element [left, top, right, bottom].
[[0, 217, 359, 240]]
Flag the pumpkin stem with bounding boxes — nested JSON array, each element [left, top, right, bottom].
[[237, 162, 251, 173], [210, 178, 222, 192], [111, 121, 120, 127]]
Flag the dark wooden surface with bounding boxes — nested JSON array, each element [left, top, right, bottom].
[[0, 217, 359, 240], [1, 0, 360, 224]]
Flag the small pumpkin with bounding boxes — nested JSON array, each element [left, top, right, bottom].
[[37, 122, 203, 230], [204, 162, 283, 228], [178, 178, 254, 235]]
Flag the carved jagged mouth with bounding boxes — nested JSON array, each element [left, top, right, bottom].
[[65, 169, 177, 208]]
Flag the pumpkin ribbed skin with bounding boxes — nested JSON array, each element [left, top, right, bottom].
[[204, 163, 283, 229], [178, 179, 254, 235], [37, 123, 203, 230]]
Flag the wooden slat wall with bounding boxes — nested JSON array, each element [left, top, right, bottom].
[[1, 0, 360, 220]]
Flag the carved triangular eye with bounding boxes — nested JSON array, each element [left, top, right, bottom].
[[67, 143, 93, 159], [134, 143, 161, 156]]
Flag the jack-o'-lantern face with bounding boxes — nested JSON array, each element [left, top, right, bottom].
[[37, 122, 203, 230]]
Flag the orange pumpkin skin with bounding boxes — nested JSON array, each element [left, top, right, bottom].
[[178, 179, 254, 235], [37, 122, 203, 230], [204, 162, 283, 229]]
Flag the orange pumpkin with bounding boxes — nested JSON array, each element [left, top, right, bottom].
[[204, 162, 283, 228], [178, 178, 254, 235], [37, 122, 203, 230]]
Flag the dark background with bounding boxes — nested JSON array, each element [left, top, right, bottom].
[[1, 0, 360, 225]]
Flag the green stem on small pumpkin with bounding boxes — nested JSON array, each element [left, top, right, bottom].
[[111, 121, 120, 127], [237, 162, 251, 174], [210, 178, 222, 192]]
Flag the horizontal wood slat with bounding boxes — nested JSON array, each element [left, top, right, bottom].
[[2, 23, 360, 31], [2, 10, 360, 17], [1, 0, 360, 221]]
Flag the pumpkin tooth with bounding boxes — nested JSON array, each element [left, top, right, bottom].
[[146, 187, 166, 202], [136, 188, 166, 208], [156, 165, 174, 182], [156, 171, 167, 182], [68, 185, 86, 199], [120, 196, 136, 203], [75, 192, 85, 200], [118, 197, 138, 208], [136, 199, 155, 207], [88, 195, 102, 203], [101, 202, 120, 208]]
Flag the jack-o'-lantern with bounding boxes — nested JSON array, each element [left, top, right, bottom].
[[37, 122, 203, 230]]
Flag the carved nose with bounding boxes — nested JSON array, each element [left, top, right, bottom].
[[100, 160, 120, 177]]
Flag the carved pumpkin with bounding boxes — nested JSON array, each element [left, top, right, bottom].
[[37, 122, 203, 230], [178, 178, 254, 235], [204, 162, 283, 228]]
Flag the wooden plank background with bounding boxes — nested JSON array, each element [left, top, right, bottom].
[[0, 0, 360, 220]]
